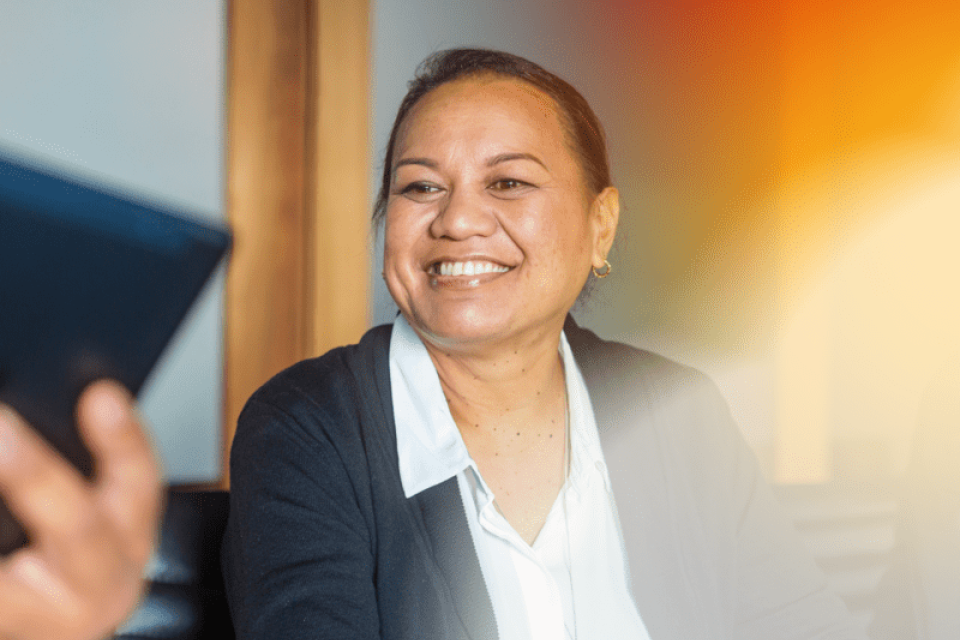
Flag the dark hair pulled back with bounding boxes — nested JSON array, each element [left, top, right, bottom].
[[373, 48, 611, 224]]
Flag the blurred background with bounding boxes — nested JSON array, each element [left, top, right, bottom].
[[0, 0, 960, 484], [3, 0, 958, 628], [0, 1, 226, 483], [2, 0, 957, 489]]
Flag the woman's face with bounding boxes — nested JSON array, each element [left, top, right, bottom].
[[383, 75, 618, 350]]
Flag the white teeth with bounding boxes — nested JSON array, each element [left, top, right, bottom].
[[436, 261, 509, 276]]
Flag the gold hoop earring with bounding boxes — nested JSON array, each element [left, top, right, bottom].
[[592, 259, 612, 278]]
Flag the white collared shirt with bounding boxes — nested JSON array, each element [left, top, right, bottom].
[[390, 316, 650, 640]]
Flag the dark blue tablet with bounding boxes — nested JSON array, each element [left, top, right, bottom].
[[0, 152, 230, 552]]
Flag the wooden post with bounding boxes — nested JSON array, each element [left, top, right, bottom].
[[222, 0, 370, 487]]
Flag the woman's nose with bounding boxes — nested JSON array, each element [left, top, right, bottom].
[[429, 188, 498, 240]]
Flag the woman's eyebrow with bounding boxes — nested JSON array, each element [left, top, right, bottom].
[[394, 157, 437, 170], [487, 152, 547, 170], [392, 153, 548, 172]]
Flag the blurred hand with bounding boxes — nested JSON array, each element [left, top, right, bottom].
[[0, 381, 162, 640]]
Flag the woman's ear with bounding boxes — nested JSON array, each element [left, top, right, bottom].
[[590, 186, 620, 267]]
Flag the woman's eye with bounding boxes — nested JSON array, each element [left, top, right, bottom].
[[489, 179, 530, 191], [399, 182, 442, 198]]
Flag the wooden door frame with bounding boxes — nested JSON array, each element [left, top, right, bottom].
[[221, 0, 370, 486]]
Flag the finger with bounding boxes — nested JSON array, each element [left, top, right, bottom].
[[0, 405, 114, 603], [0, 563, 49, 638], [0, 405, 93, 546], [0, 549, 137, 640], [2, 552, 76, 621], [75, 381, 162, 565]]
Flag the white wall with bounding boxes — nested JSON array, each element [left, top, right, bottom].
[[0, 1, 226, 482]]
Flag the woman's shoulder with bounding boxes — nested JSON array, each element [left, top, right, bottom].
[[564, 316, 714, 399], [233, 323, 395, 452], [565, 317, 735, 453], [247, 324, 392, 408]]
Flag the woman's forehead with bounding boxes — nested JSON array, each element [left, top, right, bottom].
[[393, 75, 569, 162]]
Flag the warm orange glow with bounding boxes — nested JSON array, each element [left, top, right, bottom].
[[588, 0, 960, 483]]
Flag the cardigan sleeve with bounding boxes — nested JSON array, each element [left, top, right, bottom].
[[657, 369, 868, 640], [572, 321, 867, 640], [666, 374, 869, 639], [721, 406, 866, 639], [221, 393, 381, 640]]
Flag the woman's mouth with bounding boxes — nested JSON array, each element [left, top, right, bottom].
[[430, 260, 511, 277]]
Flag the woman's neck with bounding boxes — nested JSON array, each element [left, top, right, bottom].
[[421, 326, 567, 444], [420, 326, 569, 545]]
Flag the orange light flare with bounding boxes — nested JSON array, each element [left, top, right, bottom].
[[585, 0, 960, 482]]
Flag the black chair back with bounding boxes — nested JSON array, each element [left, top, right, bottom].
[[115, 489, 234, 640]]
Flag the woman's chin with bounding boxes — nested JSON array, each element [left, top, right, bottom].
[[404, 306, 562, 353], [411, 314, 511, 348]]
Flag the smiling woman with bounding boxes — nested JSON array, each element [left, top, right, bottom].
[[221, 49, 867, 640], [383, 74, 618, 351]]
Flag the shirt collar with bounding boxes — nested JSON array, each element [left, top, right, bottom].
[[390, 316, 472, 498], [390, 316, 609, 499], [559, 330, 610, 496]]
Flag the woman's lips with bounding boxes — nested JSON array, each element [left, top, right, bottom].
[[429, 260, 511, 277]]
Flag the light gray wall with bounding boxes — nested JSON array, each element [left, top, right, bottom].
[[1, 1, 226, 482]]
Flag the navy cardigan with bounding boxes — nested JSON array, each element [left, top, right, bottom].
[[222, 319, 864, 640]]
